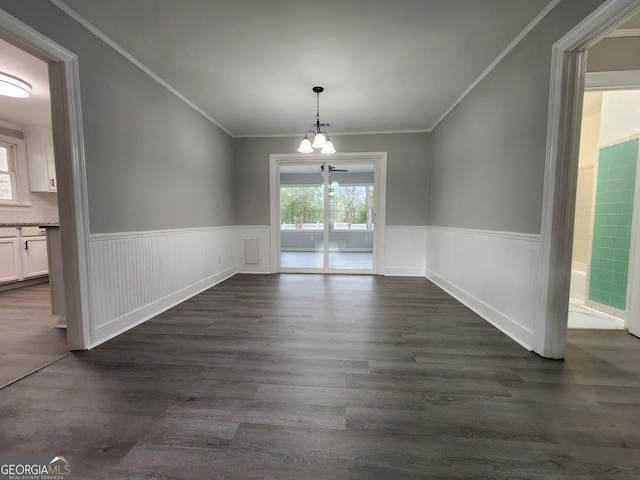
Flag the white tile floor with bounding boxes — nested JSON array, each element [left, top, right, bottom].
[[568, 298, 625, 329], [280, 251, 373, 270]]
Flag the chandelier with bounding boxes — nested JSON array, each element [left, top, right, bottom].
[[297, 86, 336, 154]]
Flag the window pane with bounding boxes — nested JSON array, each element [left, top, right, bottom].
[[0, 173, 14, 200], [332, 185, 369, 229], [280, 186, 324, 228], [0, 146, 8, 172]]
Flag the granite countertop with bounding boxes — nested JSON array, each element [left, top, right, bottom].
[[0, 222, 59, 227]]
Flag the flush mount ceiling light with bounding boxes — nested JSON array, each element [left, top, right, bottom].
[[298, 86, 336, 154], [0, 72, 31, 98]]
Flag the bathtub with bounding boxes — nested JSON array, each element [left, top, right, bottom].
[[570, 270, 587, 302]]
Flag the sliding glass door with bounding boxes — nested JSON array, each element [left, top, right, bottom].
[[278, 161, 376, 273]]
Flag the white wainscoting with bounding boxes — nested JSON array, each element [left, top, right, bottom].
[[237, 225, 272, 274], [384, 226, 428, 276], [425, 226, 540, 350], [88, 226, 238, 348]]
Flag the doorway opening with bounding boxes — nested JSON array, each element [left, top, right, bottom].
[[0, 8, 92, 360], [538, 0, 640, 358], [270, 153, 387, 274], [568, 87, 640, 330]]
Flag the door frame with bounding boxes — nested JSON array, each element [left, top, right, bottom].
[[0, 8, 93, 349], [269, 152, 387, 274], [536, 0, 640, 357]]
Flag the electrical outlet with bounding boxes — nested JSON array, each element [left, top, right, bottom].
[[217, 255, 222, 264]]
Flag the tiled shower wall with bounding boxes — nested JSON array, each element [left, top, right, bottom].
[[588, 138, 639, 311], [572, 164, 595, 272]]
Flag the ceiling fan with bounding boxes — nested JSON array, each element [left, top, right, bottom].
[[320, 164, 348, 173]]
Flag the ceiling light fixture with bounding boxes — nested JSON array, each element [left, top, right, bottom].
[[0, 72, 31, 98], [298, 86, 335, 154]]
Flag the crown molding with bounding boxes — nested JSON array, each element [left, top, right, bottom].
[[585, 69, 640, 89], [606, 27, 640, 37], [234, 129, 430, 139], [429, 0, 562, 132], [48, 0, 234, 137]]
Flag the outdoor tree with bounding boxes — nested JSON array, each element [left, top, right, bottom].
[[280, 187, 323, 225]]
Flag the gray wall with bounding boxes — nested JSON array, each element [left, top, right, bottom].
[[587, 37, 640, 72], [234, 132, 429, 225], [1, 1, 235, 233], [428, 0, 607, 234]]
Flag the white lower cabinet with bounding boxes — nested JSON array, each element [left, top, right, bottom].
[[0, 226, 49, 284], [0, 237, 20, 283], [22, 236, 49, 278]]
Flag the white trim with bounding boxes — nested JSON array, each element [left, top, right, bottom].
[[427, 225, 541, 243], [0, 7, 93, 350], [0, 120, 25, 132], [235, 129, 431, 138], [383, 226, 427, 277], [90, 267, 236, 349], [425, 226, 539, 351], [90, 225, 234, 242], [625, 142, 640, 337], [599, 132, 640, 149], [585, 70, 640, 90], [48, 0, 233, 137], [88, 225, 239, 347], [607, 27, 640, 37], [426, 271, 534, 351], [237, 225, 272, 274], [269, 152, 387, 275], [538, 0, 640, 358], [429, 0, 562, 132]]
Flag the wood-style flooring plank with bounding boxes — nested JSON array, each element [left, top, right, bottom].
[[0, 282, 68, 386], [0, 274, 639, 479]]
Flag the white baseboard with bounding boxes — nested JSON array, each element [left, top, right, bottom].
[[237, 265, 272, 274], [88, 226, 238, 348], [90, 267, 236, 349], [425, 226, 539, 350], [385, 267, 427, 277], [384, 226, 427, 276], [426, 269, 534, 350]]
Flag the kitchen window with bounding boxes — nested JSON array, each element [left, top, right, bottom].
[[0, 141, 18, 203]]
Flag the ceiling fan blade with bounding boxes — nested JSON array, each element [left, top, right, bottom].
[[320, 164, 349, 173]]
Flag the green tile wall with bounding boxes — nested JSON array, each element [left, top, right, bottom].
[[589, 138, 638, 310]]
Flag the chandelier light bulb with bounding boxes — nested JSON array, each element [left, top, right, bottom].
[[311, 132, 327, 149], [298, 137, 313, 153], [321, 140, 336, 154]]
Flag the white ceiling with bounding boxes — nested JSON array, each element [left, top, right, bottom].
[[0, 38, 51, 128], [52, 0, 553, 136]]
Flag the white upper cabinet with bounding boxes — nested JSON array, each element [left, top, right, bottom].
[[24, 126, 57, 192]]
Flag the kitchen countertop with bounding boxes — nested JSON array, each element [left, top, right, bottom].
[[0, 222, 59, 227]]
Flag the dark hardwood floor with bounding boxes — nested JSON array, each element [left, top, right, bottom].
[[0, 282, 69, 387], [1, 274, 639, 479]]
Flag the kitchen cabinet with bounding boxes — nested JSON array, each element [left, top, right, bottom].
[[24, 126, 57, 192], [22, 227, 49, 278], [0, 228, 20, 283], [0, 226, 49, 285]]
